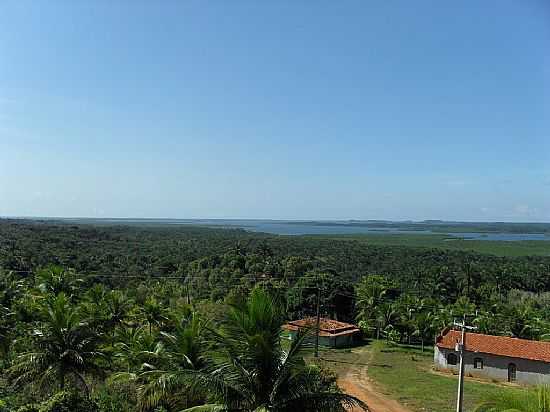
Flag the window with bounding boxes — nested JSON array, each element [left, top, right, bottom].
[[508, 363, 517, 382], [447, 353, 458, 365], [474, 357, 483, 369]]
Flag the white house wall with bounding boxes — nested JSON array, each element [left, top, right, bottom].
[[434, 346, 550, 385]]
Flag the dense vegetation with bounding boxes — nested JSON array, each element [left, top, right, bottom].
[[1, 219, 550, 411], [2, 219, 549, 292], [329, 233, 550, 257], [0, 267, 363, 411]]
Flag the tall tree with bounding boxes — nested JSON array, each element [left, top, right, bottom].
[[184, 288, 368, 412], [141, 297, 168, 334], [35, 266, 83, 298], [355, 275, 396, 338], [413, 311, 436, 352], [9, 293, 103, 394]]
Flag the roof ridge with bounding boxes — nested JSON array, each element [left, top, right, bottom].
[[436, 329, 550, 363]]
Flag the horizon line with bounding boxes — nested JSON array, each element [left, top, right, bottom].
[[2, 215, 550, 225]]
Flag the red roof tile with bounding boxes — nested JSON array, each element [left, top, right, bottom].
[[436, 329, 550, 363], [283, 317, 360, 337]]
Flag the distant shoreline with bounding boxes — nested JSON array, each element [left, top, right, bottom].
[[2, 217, 549, 241]]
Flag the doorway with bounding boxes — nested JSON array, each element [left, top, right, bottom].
[[507, 363, 517, 382]]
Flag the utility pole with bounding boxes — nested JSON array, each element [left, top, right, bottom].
[[314, 285, 321, 358], [454, 315, 477, 412]]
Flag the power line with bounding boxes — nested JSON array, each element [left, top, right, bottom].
[[3, 271, 548, 323]]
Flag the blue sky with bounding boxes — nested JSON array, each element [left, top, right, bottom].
[[1, 1, 549, 221]]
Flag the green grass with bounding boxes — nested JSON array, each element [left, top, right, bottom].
[[315, 233, 550, 256], [302, 340, 524, 411], [367, 340, 523, 412]]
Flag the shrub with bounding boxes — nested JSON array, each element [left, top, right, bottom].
[[0, 400, 11, 412], [15, 406, 39, 412], [38, 391, 98, 412], [93, 383, 136, 412]]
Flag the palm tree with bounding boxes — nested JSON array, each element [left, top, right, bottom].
[[182, 288, 368, 412], [35, 266, 83, 298], [412, 311, 436, 352], [394, 295, 419, 344], [160, 311, 205, 370], [0, 305, 15, 366], [451, 296, 476, 319], [145, 314, 206, 411], [112, 320, 202, 412], [113, 326, 163, 374], [355, 275, 392, 338], [9, 293, 104, 394], [474, 385, 550, 412], [377, 302, 398, 341], [141, 297, 168, 334], [105, 289, 133, 337], [472, 306, 509, 336], [85, 283, 108, 305], [0, 269, 26, 307], [509, 305, 542, 340], [79, 299, 109, 332]]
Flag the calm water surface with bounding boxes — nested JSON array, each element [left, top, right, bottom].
[[175, 220, 549, 241], [60, 218, 550, 242]]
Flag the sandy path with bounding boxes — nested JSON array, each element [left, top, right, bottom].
[[327, 347, 412, 412], [338, 373, 412, 412]]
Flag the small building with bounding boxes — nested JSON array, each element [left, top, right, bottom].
[[434, 328, 550, 385], [283, 317, 360, 348]]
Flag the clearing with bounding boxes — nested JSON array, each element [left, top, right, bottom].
[[318, 340, 522, 412]]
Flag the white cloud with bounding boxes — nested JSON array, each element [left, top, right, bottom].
[[513, 204, 539, 217]]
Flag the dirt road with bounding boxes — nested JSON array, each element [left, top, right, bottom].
[[320, 346, 412, 412], [338, 372, 411, 412]]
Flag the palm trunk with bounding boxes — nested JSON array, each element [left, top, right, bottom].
[[59, 368, 65, 390]]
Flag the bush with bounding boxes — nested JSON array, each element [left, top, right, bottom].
[[93, 383, 136, 412], [0, 400, 11, 412], [15, 406, 39, 412], [37, 391, 98, 412]]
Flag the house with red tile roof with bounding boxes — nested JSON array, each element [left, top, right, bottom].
[[434, 328, 550, 385], [283, 317, 360, 348]]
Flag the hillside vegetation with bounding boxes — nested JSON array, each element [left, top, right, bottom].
[[0, 219, 549, 411]]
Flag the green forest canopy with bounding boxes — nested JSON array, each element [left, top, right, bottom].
[[1, 219, 550, 411]]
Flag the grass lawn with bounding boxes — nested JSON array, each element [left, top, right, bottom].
[[367, 340, 523, 412], [316, 233, 550, 257], [287, 336, 527, 411]]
